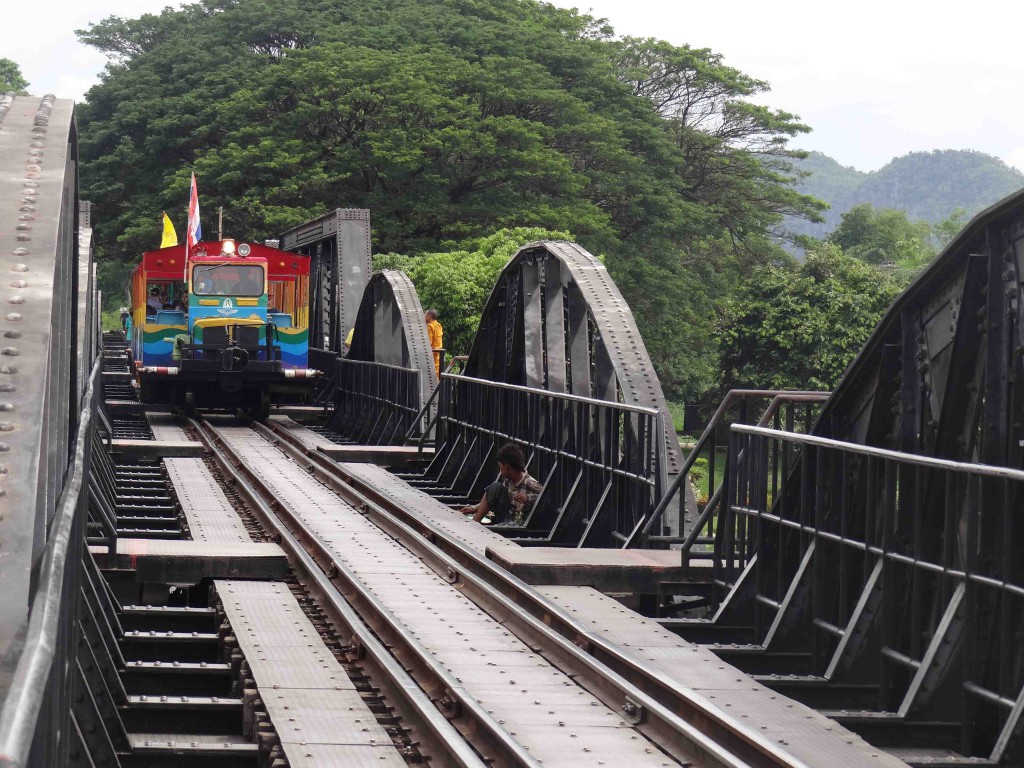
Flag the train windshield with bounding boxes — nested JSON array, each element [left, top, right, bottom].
[[192, 263, 265, 297]]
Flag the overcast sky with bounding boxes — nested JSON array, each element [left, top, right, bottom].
[[6, 0, 1024, 172]]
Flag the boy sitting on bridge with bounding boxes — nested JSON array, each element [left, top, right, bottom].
[[461, 442, 543, 526]]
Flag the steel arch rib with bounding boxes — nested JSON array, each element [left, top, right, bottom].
[[0, 93, 82, 761], [347, 269, 438, 408], [813, 187, 1024, 465], [464, 240, 682, 478]]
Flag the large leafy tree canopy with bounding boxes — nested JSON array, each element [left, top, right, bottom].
[[719, 244, 904, 392], [826, 202, 934, 267], [77, 0, 824, 399]]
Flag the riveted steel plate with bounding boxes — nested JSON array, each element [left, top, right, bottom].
[[164, 457, 252, 543], [0, 95, 80, 670], [539, 587, 691, 648], [148, 414, 193, 441], [249, 662, 354, 691], [216, 579, 405, 764], [283, 744, 409, 768], [270, 416, 340, 449], [129, 732, 256, 750], [262, 689, 391, 745], [468, 682, 629, 727], [213, 429, 676, 765], [448, 662, 581, 689], [506, 724, 681, 768], [698, 689, 907, 767], [434, 648, 549, 670]]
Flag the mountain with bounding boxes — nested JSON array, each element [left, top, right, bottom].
[[787, 149, 1024, 241]]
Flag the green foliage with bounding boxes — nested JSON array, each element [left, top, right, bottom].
[[0, 58, 29, 94], [719, 243, 903, 391], [826, 203, 934, 267], [932, 207, 968, 251], [76, 0, 824, 401], [372, 227, 571, 357], [97, 258, 133, 311]]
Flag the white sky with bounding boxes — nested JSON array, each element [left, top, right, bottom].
[[5, 0, 1024, 172]]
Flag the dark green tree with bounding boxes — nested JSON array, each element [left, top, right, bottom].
[[76, 0, 824, 401], [719, 244, 903, 391], [374, 227, 571, 357], [826, 202, 934, 267], [0, 58, 29, 94]]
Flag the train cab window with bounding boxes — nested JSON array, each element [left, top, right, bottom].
[[192, 264, 265, 297]]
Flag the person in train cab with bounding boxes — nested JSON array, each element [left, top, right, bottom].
[[147, 287, 163, 314], [460, 443, 543, 526], [234, 271, 262, 296], [425, 308, 443, 375]]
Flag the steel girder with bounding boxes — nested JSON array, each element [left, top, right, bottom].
[[0, 94, 100, 767], [814, 190, 1024, 462], [278, 208, 371, 354], [347, 269, 438, 404], [686, 190, 1024, 763], [464, 241, 681, 485]]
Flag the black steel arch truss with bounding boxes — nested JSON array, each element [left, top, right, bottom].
[[331, 270, 437, 444], [684, 190, 1024, 763], [401, 240, 689, 546], [465, 241, 681, 482], [278, 208, 371, 355]]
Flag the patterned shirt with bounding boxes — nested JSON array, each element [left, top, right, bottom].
[[502, 470, 543, 524]]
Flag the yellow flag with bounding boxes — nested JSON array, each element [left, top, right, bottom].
[[160, 212, 178, 248]]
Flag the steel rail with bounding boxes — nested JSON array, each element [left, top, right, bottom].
[[260, 418, 813, 768], [192, 417, 541, 768], [0, 359, 99, 767], [188, 418, 491, 768]]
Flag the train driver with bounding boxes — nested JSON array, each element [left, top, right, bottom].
[[147, 287, 163, 314]]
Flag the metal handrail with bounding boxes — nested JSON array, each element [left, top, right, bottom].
[[444, 373, 661, 416], [0, 359, 98, 766], [733, 422, 1024, 479], [625, 390, 828, 547]]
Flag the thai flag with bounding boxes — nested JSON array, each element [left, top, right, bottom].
[[187, 172, 202, 249]]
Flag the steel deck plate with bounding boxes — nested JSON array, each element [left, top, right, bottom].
[[148, 414, 194, 442], [338, 461, 513, 551], [216, 580, 404, 763], [164, 457, 251, 543], [538, 587, 910, 767], [91, 538, 287, 581], [216, 426, 678, 766], [467, 682, 619, 724], [262, 689, 391, 745], [283, 744, 409, 768]]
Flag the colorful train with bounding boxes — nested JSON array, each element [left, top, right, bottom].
[[127, 238, 319, 416]]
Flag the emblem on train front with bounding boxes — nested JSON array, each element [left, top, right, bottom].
[[218, 298, 238, 316]]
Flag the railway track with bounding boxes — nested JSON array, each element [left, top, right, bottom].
[[191, 415, 811, 768]]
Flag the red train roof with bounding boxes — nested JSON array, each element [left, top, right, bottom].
[[138, 240, 310, 280]]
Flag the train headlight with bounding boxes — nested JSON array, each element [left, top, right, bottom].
[[238, 243, 251, 257], [222, 239, 236, 255]]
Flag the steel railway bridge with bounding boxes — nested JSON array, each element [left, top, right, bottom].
[[2, 94, 1023, 768]]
